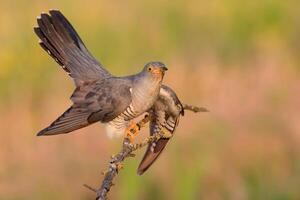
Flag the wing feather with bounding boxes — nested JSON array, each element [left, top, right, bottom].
[[137, 116, 179, 175], [37, 78, 132, 136], [37, 106, 92, 136]]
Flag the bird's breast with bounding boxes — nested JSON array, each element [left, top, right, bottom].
[[131, 85, 160, 116]]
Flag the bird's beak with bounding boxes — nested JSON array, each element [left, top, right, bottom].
[[152, 67, 167, 75]]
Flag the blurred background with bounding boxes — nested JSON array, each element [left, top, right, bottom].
[[1, 0, 300, 199]]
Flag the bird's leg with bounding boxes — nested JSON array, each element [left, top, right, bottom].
[[125, 114, 151, 143], [131, 128, 172, 151], [134, 114, 151, 129], [132, 134, 160, 150]]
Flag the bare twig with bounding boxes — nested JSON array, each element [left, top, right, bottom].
[[83, 184, 97, 193], [183, 104, 209, 113], [95, 138, 132, 200]]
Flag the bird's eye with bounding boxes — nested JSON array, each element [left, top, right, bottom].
[[148, 67, 152, 71]]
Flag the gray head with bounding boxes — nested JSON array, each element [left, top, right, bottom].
[[141, 62, 168, 80]]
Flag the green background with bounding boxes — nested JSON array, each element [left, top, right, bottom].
[[1, 0, 300, 199]]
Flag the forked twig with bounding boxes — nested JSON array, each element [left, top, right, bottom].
[[94, 115, 152, 200]]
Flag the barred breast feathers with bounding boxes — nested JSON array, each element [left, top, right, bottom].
[[105, 103, 137, 138]]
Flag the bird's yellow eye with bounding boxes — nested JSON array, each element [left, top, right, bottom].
[[147, 67, 152, 71]]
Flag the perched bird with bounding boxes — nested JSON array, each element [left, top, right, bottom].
[[34, 10, 168, 140], [137, 85, 184, 175]]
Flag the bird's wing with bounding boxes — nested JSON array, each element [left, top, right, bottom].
[[137, 114, 179, 175], [137, 85, 184, 175], [37, 79, 132, 136], [34, 10, 111, 86], [37, 106, 93, 136]]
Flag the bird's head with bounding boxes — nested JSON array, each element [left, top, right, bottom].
[[142, 62, 168, 80]]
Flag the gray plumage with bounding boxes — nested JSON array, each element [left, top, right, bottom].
[[35, 10, 168, 136], [137, 85, 184, 175]]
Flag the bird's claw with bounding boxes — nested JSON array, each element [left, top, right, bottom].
[[125, 121, 141, 143], [159, 128, 173, 139]]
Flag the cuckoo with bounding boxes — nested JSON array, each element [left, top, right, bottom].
[[34, 10, 168, 141]]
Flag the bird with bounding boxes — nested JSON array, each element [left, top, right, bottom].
[[137, 85, 184, 175], [34, 10, 168, 140]]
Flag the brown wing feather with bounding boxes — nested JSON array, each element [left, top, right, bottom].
[[37, 106, 92, 136], [137, 117, 179, 175], [37, 78, 132, 136]]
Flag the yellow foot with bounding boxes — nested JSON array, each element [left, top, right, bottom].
[[160, 128, 173, 139], [125, 121, 140, 143]]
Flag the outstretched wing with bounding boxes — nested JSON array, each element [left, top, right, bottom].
[[37, 79, 132, 136], [34, 10, 111, 85], [137, 85, 184, 175]]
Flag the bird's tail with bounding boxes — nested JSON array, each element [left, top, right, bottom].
[[33, 10, 88, 75], [37, 106, 92, 136]]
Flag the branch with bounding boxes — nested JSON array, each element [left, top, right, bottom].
[[85, 103, 207, 200], [95, 138, 132, 200], [183, 104, 209, 113], [85, 115, 158, 200]]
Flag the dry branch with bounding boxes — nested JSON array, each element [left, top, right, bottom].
[[183, 104, 209, 113], [85, 104, 208, 200]]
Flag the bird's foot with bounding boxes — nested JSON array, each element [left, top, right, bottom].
[[125, 121, 141, 143], [137, 114, 151, 128], [125, 115, 151, 143], [159, 128, 173, 139]]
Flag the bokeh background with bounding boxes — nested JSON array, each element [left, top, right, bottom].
[[1, 0, 300, 199]]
